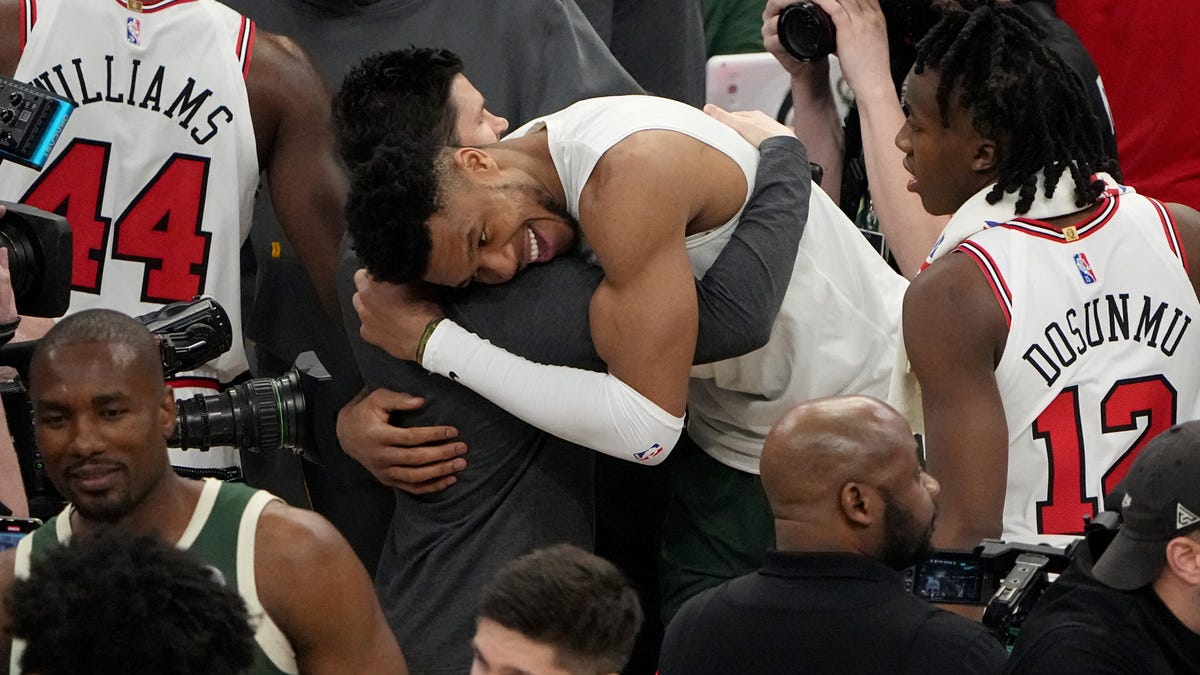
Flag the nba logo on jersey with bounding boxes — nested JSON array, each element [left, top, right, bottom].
[[126, 17, 141, 45], [1074, 252, 1097, 284], [635, 443, 664, 462]]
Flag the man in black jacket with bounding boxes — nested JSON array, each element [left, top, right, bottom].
[[660, 395, 1006, 674]]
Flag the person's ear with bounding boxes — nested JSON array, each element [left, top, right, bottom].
[[972, 136, 998, 174], [840, 482, 880, 527], [159, 385, 176, 440], [1164, 533, 1200, 585], [453, 147, 498, 176]]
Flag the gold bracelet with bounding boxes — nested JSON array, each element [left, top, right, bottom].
[[415, 316, 445, 364]]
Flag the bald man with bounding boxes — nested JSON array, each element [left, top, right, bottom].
[[658, 396, 1005, 674]]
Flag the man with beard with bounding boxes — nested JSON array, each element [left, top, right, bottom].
[[0, 309, 406, 675], [351, 94, 905, 620], [657, 396, 1005, 674]]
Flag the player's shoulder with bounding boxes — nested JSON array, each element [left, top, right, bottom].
[[255, 499, 346, 561], [904, 250, 996, 321], [243, 24, 326, 96], [1166, 201, 1200, 252], [1162, 202, 1200, 298]]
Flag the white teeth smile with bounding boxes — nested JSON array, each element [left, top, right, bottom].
[[528, 228, 539, 262]]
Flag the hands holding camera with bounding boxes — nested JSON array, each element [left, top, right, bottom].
[[766, 0, 894, 99], [764, 0, 945, 277]]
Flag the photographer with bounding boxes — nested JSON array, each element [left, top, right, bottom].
[[762, 0, 1116, 278], [659, 396, 1005, 674], [1005, 422, 1200, 673]]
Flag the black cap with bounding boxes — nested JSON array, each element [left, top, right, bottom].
[[1092, 421, 1200, 590]]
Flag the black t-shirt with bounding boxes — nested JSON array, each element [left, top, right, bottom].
[[660, 551, 1007, 674], [1006, 558, 1200, 674]]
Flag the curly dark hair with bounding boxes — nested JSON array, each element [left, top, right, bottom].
[[333, 47, 464, 170], [6, 527, 255, 675], [346, 134, 448, 283], [478, 544, 643, 674], [913, 2, 1120, 215]]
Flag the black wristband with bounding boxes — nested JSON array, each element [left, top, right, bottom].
[[0, 316, 19, 347]]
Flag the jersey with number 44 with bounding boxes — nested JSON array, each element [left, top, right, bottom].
[[959, 186, 1200, 546], [0, 0, 258, 390]]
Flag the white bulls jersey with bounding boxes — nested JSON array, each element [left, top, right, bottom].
[[0, 0, 259, 478], [958, 186, 1200, 545]]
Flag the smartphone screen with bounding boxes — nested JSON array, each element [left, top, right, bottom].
[[0, 517, 42, 552]]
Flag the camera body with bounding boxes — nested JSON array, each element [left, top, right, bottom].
[[905, 514, 1122, 646], [778, 2, 837, 63], [4, 297, 332, 519], [136, 297, 334, 459], [0, 201, 73, 318]]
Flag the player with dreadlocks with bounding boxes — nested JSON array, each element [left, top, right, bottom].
[[899, 1, 1200, 553]]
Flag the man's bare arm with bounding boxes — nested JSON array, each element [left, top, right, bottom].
[[765, 0, 950, 278], [256, 503, 407, 674], [247, 32, 346, 318], [904, 252, 1010, 550], [580, 133, 730, 417], [762, 0, 844, 201]]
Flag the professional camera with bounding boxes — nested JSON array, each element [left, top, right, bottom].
[[0, 201, 72, 319], [170, 351, 331, 456], [905, 513, 1122, 646], [778, 2, 837, 63], [4, 297, 333, 518], [134, 297, 334, 457]]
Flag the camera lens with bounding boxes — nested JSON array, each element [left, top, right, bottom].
[[0, 220, 44, 306], [169, 370, 308, 454], [778, 2, 837, 63]]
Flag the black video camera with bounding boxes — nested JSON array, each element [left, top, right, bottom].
[[905, 513, 1122, 646], [170, 351, 332, 458], [0, 71, 79, 321], [134, 297, 334, 458], [4, 297, 333, 519], [0, 201, 72, 319]]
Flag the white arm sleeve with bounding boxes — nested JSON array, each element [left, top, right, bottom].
[[421, 319, 684, 464]]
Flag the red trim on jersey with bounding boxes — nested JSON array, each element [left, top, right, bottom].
[[956, 240, 1013, 328], [113, 0, 198, 13], [167, 377, 221, 391], [1151, 196, 1189, 274], [236, 18, 255, 80], [19, 0, 36, 54], [998, 193, 1118, 243]]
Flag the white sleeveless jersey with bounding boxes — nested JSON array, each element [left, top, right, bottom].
[[959, 187, 1200, 545], [512, 96, 907, 473], [0, 0, 259, 477]]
